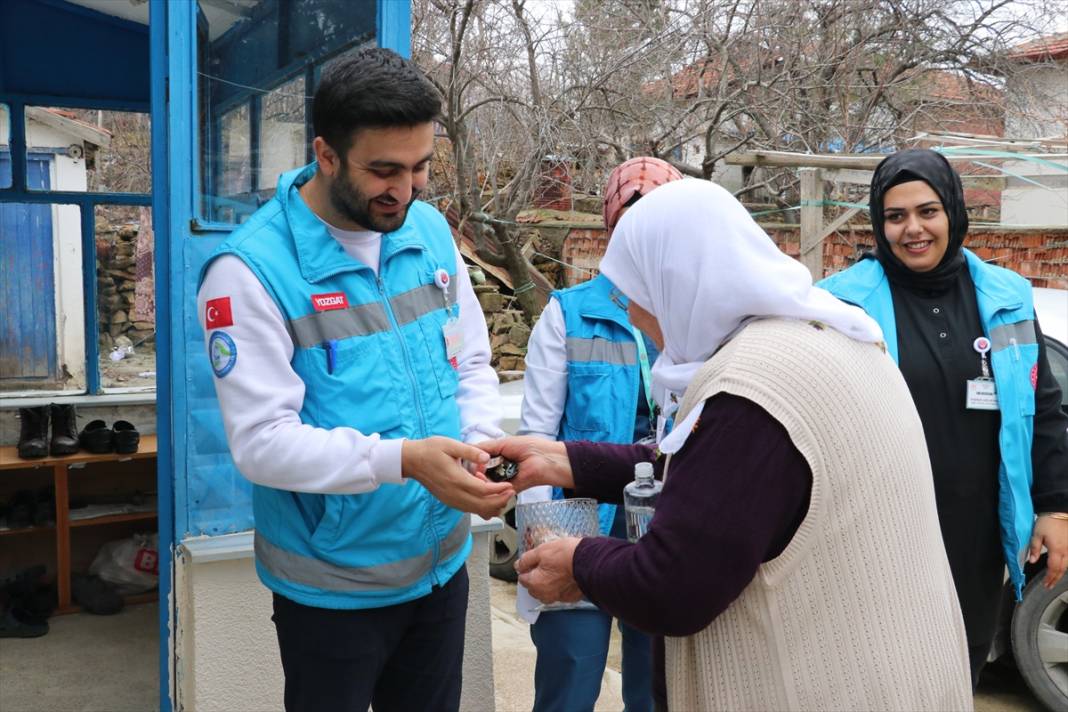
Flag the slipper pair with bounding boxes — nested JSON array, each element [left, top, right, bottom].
[[79, 420, 140, 454]]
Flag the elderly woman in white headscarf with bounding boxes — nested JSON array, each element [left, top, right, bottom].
[[481, 179, 973, 712]]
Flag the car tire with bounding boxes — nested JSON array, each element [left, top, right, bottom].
[[1011, 565, 1068, 711], [489, 497, 518, 583]]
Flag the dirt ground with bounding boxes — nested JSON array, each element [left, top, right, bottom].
[[100, 349, 156, 389]]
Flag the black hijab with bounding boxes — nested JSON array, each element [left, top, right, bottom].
[[867, 149, 968, 292]]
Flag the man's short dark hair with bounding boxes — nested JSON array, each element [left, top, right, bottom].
[[313, 47, 441, 156]]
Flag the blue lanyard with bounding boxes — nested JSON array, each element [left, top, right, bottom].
[[631, 325, 656, 419]]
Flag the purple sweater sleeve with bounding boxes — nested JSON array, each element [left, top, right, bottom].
[[562, 441, 657, 504], [569, 392, 812, 638]]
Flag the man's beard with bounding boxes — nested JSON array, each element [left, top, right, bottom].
[[329, 166, 418, 233]]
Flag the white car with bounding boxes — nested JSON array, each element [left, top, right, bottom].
[[1006, 287, 1068, 711]]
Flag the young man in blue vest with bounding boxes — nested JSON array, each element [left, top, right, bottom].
[[196, 48, 513, 712], [517, 158, 681, 712]]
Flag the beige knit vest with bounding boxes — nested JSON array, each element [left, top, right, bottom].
[[663, 318, 972, 712]]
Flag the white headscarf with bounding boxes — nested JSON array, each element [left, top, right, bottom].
[[600, 179, 884, 453]]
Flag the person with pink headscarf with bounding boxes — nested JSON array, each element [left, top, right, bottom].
[[515, 157, 682, 712]]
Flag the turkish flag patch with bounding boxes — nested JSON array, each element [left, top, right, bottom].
[[205, 297, 233, 329], [1032, 363, 1039, 390], [312, 292, 349, 312]]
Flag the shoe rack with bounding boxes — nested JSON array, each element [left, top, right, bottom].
[[0, 435, 158, 614]]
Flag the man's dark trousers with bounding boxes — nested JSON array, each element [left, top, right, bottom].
[[272, 566, 469, 712]]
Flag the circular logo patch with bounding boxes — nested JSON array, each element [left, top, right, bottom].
[[209, 331, 237, 378]]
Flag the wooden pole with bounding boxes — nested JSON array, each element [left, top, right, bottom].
[[725, 149, 1068, 169], [799, 167, 823, 280]]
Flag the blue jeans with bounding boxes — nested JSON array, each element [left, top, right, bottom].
[[529, 509, 653, 712]]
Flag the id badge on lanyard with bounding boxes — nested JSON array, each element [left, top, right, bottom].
[[435, 269, 462, 369], [966, 336, 998, 411]]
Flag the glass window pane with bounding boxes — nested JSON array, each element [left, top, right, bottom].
[[197, 0, 376, 225], [24, 107, 150, 194], [258, 75, 307, 194], [214, 104, 252, 223], [0, 104, 10, 189], [96, 205, 156, 391], [1, 202, 86, 394]]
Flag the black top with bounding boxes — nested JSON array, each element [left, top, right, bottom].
[[891, 267, 1068, 644]]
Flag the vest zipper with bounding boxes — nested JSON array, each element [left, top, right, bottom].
[[376, 274, 441, 584], [376, 275, 428, 436]]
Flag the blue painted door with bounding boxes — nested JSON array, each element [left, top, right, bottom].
[[0, 154, 57, 382]]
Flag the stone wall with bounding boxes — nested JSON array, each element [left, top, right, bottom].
[[95, 219, 154, 350], [474, 282, 530, 378]]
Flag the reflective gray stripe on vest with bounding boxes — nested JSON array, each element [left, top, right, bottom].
[[287, 303, 391, 348], [566, 337, 637, 366], [254, 515, 471, 592], [990, 320, 1037, 353], [390, 277, 457, 326]]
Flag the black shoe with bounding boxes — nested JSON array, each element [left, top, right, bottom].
[[79, 420, 114, 454], [71, 574, 124, 615], [49, 403, 79, 456], [33, 487, 55, 527], [8, 491, 35, 529], [0, 607, 49, 638], [17, 407, 48, 459], [113, 420, 140, 454]]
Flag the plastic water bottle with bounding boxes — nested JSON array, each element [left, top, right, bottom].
[[624, 462, 662, 542]]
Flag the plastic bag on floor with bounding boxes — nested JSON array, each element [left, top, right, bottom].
[[89, 533, 159, 595]]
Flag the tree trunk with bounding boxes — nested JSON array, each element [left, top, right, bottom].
[[493, 222, 541, 325]]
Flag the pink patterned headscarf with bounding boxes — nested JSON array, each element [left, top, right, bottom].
[[602, 157, 683, 233]]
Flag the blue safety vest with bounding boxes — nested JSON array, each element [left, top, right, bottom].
[[819, 249, 1038, 598], [553, 274, 656, 534], [199, 164, 471, 610]]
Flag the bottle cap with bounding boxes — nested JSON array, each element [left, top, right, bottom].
[[635, 462, 654, 478]]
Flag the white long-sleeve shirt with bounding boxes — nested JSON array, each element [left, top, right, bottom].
[[515, 298, 567, 622], [197, 228, 502, 496]]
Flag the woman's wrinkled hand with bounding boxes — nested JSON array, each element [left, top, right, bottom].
[[476, 436, 574, 493], [515, 536, 584, 604]]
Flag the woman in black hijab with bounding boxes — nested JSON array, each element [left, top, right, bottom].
[[821, 148, 1068, 686]]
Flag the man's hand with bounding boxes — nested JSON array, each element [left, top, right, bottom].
[[401, 436, 514, 520], [1029, 514, 1068, 589], [516, 536, 584, 604], [476, 436, 574, 493]]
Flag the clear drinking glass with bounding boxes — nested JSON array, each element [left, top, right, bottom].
[[516, 498, 600, 611]]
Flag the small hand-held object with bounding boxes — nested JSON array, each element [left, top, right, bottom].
[[484, 456, 519, 482]]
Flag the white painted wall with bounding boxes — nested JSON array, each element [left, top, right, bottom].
[[680, 137, 745, 192], [1002, 61, 1068, 227], [174, 519, 500, 712], [1001, 159, 1068, 226], [0, 116, 88, 387]]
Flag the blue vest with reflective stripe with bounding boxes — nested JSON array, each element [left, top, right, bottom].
[[553, 274, 653, 534], [199, 164, 471, 610], [819, 249, 1038, 598]]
